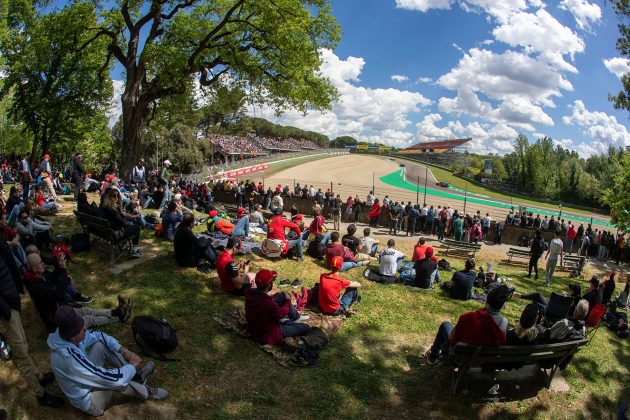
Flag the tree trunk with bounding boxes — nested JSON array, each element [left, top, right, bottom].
[[119, 84, 148, 181]]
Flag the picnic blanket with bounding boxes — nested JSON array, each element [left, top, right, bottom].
[[206, 234, 262, 254], [213, 306, 345, 368]]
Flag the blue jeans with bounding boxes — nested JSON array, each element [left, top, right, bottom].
[[288, 236, 303, 258], [159, 188, 173, 210], [22, 181, 30, 201], [340, 261, 361, 272], [64, 283, 79, 303], [369, 243, 378, 257], [437, 223, 445, 241], [327, 288, 359, 315], [566, 239, 574, 254], [429, 321, 453, 359], [231, 217, 250, 238], [8, 203, 24, 227], [430, 268, 441, 286]]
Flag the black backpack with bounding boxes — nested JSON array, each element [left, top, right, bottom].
[[70, 233, 90, 253], [131, 316, 179, 361]]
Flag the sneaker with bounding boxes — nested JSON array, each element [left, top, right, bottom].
[[297, 315, 310, 322], [353, 295, 362, 306], [131, 249, 143, 258], [363, 268, 371, 279], [74, 294, 93, 305], [423, 349, 441, 366], [147, 386, 168, 401], [291, 279, 303, 288], [139, 361, 155, 384], [123, 298, 133, 322], [37, 391, 64, 408], [279, 279, 291, 287], [360, 260, 370, 266], [296, 256, 304, 262], [117, 294, 126, 308], [39, 372, 56, 387]]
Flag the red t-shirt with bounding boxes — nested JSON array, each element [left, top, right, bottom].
[[216, 251, 239, 292], [267, 215, 300, 240], [412, 244, 428, 262], [319, 272, 350, 313]]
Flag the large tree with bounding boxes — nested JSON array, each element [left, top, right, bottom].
[[609, 1, 630, 112], [87, 0, 340, 178], [1, 2, 113, 160], [603, 152, 630, 232]]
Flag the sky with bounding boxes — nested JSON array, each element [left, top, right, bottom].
[[109, 0, 630, 157], [247, 0, 630, 157]]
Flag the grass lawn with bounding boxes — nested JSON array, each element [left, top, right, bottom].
[[410, 160, 604, 218], [0, 200, 627, 419]]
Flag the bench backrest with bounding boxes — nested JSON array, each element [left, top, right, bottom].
[[441, 239, 481, 249], [74, 210, 118, 240], [452, 339, 588, 366]]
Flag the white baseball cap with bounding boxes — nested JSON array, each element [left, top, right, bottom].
[[163, 159, 172, 166], [174, 193, 182, 201]]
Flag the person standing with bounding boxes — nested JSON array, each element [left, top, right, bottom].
[[70, 152, 87, 201], [527, 229, 545, 280], [38, 153, 57, 201], [131, 159, 146, 193], [545, 231, 564, 287], [566, 222, 576, 255], [158, 160, 173, 210], [331, 194, 342, 231], [19, 153, 31, 202], [0, 240, 64, 408], [453, 214, 464, 242]]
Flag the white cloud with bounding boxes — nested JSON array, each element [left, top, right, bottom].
[[391, 74, 409, 82], [553, 138, 574, 148], [250, 49, 432, 148], [395, 0, 452, 12], [108, 79, 125, 127], [604, 57, 630, 79], [559, 0, 601, 31], [416, 114, 454, 139], [492, 9, 584, 60], [416, 76, 433, 84], [563, 100, 630, 153]]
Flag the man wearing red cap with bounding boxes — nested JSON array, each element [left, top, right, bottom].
[[412, 246, 439, 289], [244, 269, 310, 345], [38, 153, 57, 201], [319, 256, 362, 316], [267, 208, 303, 261]]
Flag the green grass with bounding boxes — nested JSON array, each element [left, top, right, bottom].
[[0, 201, 626, 419]]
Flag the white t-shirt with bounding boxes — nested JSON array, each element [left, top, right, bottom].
[[420, 206, 428, 216], [367, 194, 375, 206], [548, 238, 564, 259], [379, 248, 404, 277], [360, 236, 376, 253]]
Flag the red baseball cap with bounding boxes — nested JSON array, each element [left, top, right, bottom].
[[208, 210, 218, 217], [255, 269, 277, 288], [293, 214, 303, 221], [43, 154, 50, 159], [330, 256, 343, 270], [425, 246, 434, 257], [237, 207, 246, 213]]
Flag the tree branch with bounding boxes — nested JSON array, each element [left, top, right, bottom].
[[121, 2, 134, 32], [161, 0, 195, 20]]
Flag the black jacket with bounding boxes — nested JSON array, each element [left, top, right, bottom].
[[70, 156, 87, 183], [23, 268, 69, 333], [413, 258, 437, 289], [0, 240, 23, 320]]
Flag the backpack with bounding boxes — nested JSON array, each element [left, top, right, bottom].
[[438, 258, 452, 271], [154, 223, 163, 237], [131, 316, 179, 361], [261, 238, 284, 258]]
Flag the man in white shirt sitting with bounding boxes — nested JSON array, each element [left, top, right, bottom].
[[363, 239, 404, 284]]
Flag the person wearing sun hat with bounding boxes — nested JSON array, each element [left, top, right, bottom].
[[244, 269, 310, 345], [424, 284, 511, 365], [319, 256, 362, 316], [48, 306, 167, 416]]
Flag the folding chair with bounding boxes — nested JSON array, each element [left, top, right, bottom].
[[544, 292, 574, 326], [585, 303, 607, 344]]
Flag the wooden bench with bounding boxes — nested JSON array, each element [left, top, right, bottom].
[[506, 247, 531, 263], [439, 239, 481, 257], [74, 211, 132, 263], [449, 339, 589, 394], [560, 254, 584, 271]]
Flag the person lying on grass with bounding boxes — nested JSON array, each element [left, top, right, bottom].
[[319, 256, 362, 316], [423, 284, 511, 365], [49, 306, 167, 417], [23, 253, 132, 334], [245, 269, 310, 345]]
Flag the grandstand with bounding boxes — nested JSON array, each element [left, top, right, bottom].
[[397, 137, 472, 166]]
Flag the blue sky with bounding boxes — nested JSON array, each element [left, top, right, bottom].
[[251, 0, 630, 157]]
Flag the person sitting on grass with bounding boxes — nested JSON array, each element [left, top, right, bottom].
[[319, 256, 362, 316], [325, 231, 367, 272], [342, 224, 375, 263], [162, 201, 183, 241], [24, 253, 132, 334], [249, 204, 267, 232], [412, 247, 439, 289], [245, 269, 310, 345], [442, 257, 477, 300], [216, 237, 256, 296], [423, 284, 511, 365], [358, 227, 379, 257], [173, 213, 217, 271], [412, 238, 428, 262], [306, 207, 328, 242], [208, 208, 250, 238], [48, 306, 167, 417], [365, 239, 404, 284], [267, 208, 303, 261]]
